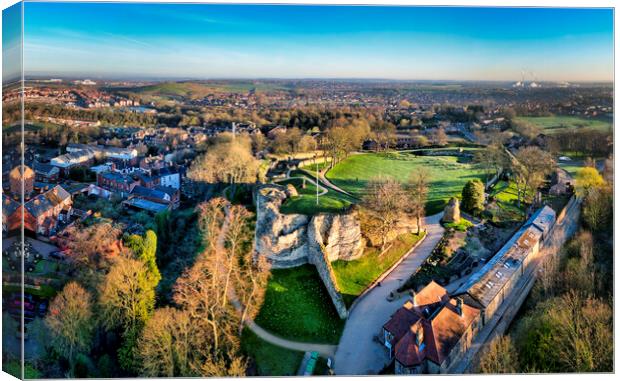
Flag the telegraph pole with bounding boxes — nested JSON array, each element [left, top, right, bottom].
[[315, 154, 319, 206]]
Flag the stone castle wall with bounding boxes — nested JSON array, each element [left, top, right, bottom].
[[254, 184, 365, 318]]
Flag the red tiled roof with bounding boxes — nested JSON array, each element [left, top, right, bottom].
[[385, 281, 480, 368]]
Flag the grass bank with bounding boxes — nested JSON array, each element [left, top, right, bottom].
[[254, 264, 344, 344], [332, 232, 425, 306]]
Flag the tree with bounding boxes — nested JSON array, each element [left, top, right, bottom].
[[575, 167, 605, 197], [188, 133, 260, 190], [545, 292, 613, 372], [298, 135, 317, 153], [45, 282, 94, 377], [512, 146, 555, 208], [99, 256, 155, 333], [372, 121, 395, 151], [98, 255, 157, 371], [124, 230, 161, 288], [582, 185, 612, 233], [461, 179, 485, 215], [63, 222, 122, 272], [361, 178, 409, 251], [474, 144, 508, 183], [478, 335, 519, 373], [432, 127, 448, 146], [138, 307, 193, 377], [407, 169, 429, 234], [511, 119, 541, 139]]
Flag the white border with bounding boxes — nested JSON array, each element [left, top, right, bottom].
[[0, 2, 617, 381]]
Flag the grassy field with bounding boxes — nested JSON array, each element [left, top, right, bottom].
[[326, 152, 486, 215], [241, 329, 304, 376], [279, 177, 355, 215], [121, 80, 289, 101], [254, 265, 345, 344], [332, 232, 425, 306], [516, 116, 612, 135]]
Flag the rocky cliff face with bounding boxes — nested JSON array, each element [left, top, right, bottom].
[[254, 184, 364, 268], [254, 184, 366, 318], [254, 185, 310, 267]]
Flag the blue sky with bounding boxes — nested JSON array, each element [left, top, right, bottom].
[[2, 2, 22, 83], [20, 3, 614, 81]]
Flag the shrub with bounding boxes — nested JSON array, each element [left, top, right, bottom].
[[461, 179, 485, 214]]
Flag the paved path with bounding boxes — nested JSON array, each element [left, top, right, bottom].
[[333, 212, 445, 375]]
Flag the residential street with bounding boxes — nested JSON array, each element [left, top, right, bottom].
[[333, 212, 445, 375]]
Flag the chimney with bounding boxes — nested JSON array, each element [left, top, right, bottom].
[[410, 290, 417, 306], [456, 297, 463, 316]]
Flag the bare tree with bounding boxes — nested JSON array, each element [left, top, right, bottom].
[[512, 146, 555, 208], [362, 178, 410, 251], [407, 169, 429, 234], [477, 335, 519, 373]]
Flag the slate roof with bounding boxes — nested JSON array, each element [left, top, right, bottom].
[[131, 185, 170, 201], [23, 185, 71, 217], [2, 194, 20, 216], [454, 206, 556, 307]]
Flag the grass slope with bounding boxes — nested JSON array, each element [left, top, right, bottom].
[[278, 177, 355, 215], [241, 329, 304, 376], [326, 152, 485, 215], [516, 116, 612, 134], [254, 265, 345, 344], [332, 232, 425, 306]]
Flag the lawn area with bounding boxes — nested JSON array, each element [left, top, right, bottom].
[[241, 329, 304, 376], [326, 152, 486, 215], [278, 176, 356, 215], [444, 219, 474, 232], [488, 181, 527, 220], [332, 232, 425, 307], [515, 116, 612, 135], [254, 264, 345, 344]]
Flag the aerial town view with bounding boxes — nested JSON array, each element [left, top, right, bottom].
[[1, 1, 615, 379]]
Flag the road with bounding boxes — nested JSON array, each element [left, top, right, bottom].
[[333, 212, 445, 375]]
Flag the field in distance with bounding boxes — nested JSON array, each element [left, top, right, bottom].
[[516, 115, 611, 134]]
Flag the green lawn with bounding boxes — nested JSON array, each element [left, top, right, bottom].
[[278, 176, 355, 215], [241, 329, 304, 376], [516, 116, 612, 135], [332, 232, 425, 306], [326, 152, 486, 215], [488, 181, 527, 220], [443, 219, 474, 232], [254, 265, 345, 344]]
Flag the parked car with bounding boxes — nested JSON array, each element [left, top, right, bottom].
[[37, 300, 48, 317], [49, 251, 65, 260]]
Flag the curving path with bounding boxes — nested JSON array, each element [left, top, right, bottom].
[[333, 212, 445, 375]]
